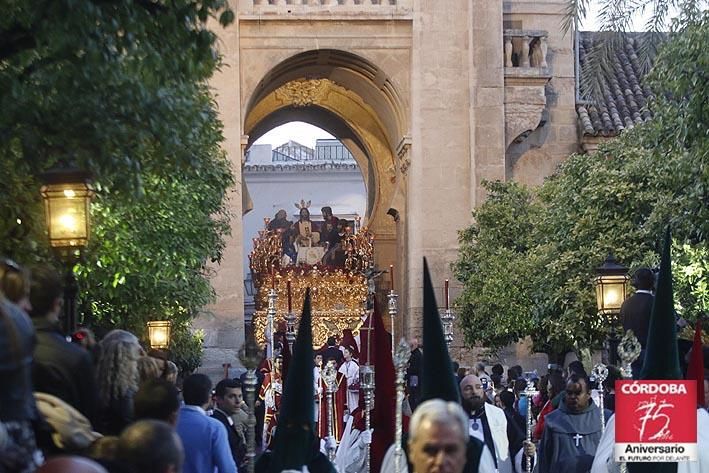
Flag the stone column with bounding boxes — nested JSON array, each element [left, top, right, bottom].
[[406, 0, 474, 337], [194, 21, 246, 380]]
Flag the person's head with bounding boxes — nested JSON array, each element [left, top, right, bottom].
[[214, 378, 244, 416], [408, 399, 468, 473], [342, 346, 353, 361], [490, 373, 502, 389], [564, 373, 591, 413], [117, 420, 184, 473], [513, 378, 527, 398], [498, 390, 515, 410], [29, 264, 64, 321], [87, 436, 120, 463], [409, 336, 420, 350], [321, 206, 332, 219], [459, 375, 485, 412], [36, 456, 108, 473], [494, 393, 502, 408], [632, 267, 655, 291], [97, 330, 141, 406], [1, 258, 31, 312], [491, 363, 504, 376], [474, 362, 486, 375], [299, 207, 310, 220], [134, 378, 181, 426], [138, 356, 162, 384], [274, 355, 283, 373], [314, 353, 323, 367], [163, 360, 178, 384], [507, 365, 522, 383], [547, 370, 565, 399], [275, 209, 287, 220], [567, 360, 587, 378], [182, 373, 213, 408], [327, 336, 336, 347]]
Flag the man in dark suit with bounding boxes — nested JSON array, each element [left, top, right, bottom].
[[620, 267, 655, 376], [320, 336, 344, 367], [29, 265, 98, 426], [211, 378, 247, 471]]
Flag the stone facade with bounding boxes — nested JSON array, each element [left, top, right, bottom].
[[199, 0, 606, 374]]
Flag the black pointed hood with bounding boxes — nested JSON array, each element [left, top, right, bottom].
[[421, 258, 460, 404]]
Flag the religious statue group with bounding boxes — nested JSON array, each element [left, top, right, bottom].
[[266, 201, 353, 267]]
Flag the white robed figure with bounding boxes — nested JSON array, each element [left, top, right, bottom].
[[338, 346, 359, 413]]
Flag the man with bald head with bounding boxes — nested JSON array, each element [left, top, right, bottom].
[[117, 419, 184, 473], [459, 374, 530, 473]]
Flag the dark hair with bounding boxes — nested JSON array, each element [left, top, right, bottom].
[[567, 360, 587, 378], [182, 373, 212, 406], [134, 379, 180, 423], [508, 365, 523, 380], [548, 371, 565, 398], [513, 378, 527, 395], [1, 258, 29, 304], [499, 390, 515, 409], [327, 336, 336, 347], [632, 267, 655, 290], [29, 265, 63, 318], [490, 373, 502, 388], [215, 378, 242, 398], [117, 420, 183, 473], [567, 373, 591, 392], [491, 364, 504, 376]]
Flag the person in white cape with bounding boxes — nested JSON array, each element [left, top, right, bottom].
[[590, 409, 709, 473], [334, 407, 371, 473]]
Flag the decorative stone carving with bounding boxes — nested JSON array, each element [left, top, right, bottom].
[[396, 135, 412, 176], [504, 78, 550, 147], [274, 79, 331, 106]]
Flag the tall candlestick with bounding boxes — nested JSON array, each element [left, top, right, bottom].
[[445, 279, 449, 310], [390, 264, 394, 291], [287, 279, 292, 313]]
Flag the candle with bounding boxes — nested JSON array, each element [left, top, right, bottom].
[[445, 279, 450, 310], [287, 279, 292, 312], [390, 264, 395, 291]]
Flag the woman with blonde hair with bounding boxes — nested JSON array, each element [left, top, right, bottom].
[[95, 329, 142, 435]]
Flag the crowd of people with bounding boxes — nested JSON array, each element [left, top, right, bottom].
[[3, 233, 709, 473]]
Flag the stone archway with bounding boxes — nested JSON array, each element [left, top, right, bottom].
[[242, 50, 410, 295]]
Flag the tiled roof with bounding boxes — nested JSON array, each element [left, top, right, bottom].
[[577, 32, 656, 137]]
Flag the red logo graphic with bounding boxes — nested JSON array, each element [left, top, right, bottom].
[[615, 380, 697, 462]]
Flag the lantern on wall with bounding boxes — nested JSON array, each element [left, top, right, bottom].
[[147, 320, 172, 350], [594, 253, 630, 316], [40, 166, 94, 251]]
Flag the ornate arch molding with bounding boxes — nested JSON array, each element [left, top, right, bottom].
[[244, 78, 398, 238]]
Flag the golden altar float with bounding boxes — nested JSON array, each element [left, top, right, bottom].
[[249, 220, 374, 347]]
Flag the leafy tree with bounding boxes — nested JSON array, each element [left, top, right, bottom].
[[1, 1, 236, 371], [455, 12, 709, 358]]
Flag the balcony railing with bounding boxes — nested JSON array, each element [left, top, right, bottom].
[[504, 29, 549, 69], [272, 144, 354, 162]]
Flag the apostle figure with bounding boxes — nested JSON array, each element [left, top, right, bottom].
[[538, 373, 605, 473], [338, 345, 360, 414], [259, 355, 283, 449], [267, 209, 292, 232]]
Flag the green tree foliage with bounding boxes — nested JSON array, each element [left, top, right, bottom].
[[455, 13, 708, 357], [1, 0, 236, 371]]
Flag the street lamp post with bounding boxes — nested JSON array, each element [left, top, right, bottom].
[[594, 253, 630, 365], [40, 165, 94, 335]]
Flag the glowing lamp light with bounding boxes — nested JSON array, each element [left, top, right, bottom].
[[594, 254, 630, 316], [147, 320, 172, 350], [40, 167, 94, 250]]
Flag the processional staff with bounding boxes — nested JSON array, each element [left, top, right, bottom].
[[592, 363, 609, 433], [388, 264, 398, 358], [617, 329, 642, 473], [323, 360, 338, 463], [238, 337, 262, 473], [441, 279, 455, 349], [267, 267, 277, 359], [523, 378, 538, 473], [393, 339, 411, 473]]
